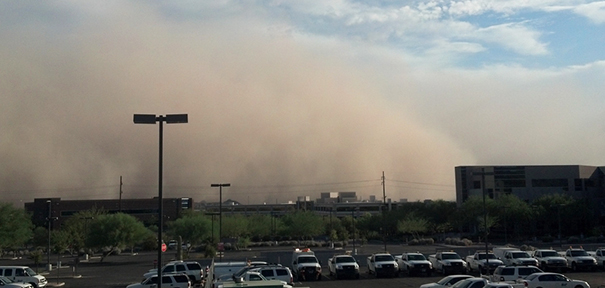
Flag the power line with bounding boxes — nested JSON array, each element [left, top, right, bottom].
[[387, 179, 454, 187]]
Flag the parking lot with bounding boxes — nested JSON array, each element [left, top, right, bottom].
[[1, 244, 604, 288]]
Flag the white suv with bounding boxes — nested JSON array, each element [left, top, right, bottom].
[[144, 261, 203, 283], [490, 266, 542, 283], [251, 266, 294, 285]]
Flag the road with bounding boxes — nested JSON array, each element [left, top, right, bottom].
[[2, 244, 603, 288]]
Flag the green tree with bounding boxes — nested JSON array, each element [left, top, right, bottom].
[[247, 214, 272, 240], [51, 229, 70, 255], [221, 214, 249, 239], [31, 226, 48, 249], [61, 207, 106, 255], [494, 194, 533, 241], [397, 212, 429, 240], [0, 203, 33, 253], [281, 211, 324, 243], [86, 213, 148, 261], [168, 212, 211, 254]]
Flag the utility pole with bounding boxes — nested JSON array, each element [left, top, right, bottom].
[[381, 171, 387, 252], [119, 176, 123, 212], [472, 168, 494, 275]]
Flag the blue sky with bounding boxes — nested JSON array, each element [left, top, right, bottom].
[[0, 1, 604, 204]]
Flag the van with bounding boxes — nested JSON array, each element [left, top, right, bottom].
[[490, 266, 542, 282], [213, 261, 268, 280], [0, 266, 47, 288]]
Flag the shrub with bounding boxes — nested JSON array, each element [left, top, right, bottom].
[[408, 238, 434, 245], [444, 237, 473, 246], [567, 236, 580, 244]]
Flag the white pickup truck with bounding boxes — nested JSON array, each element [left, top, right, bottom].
[[564, 247, 597, 271], [500, 251, 538, 267], [327, 254, 360, 279], [429, 251, 467, 275], [367, 253, 398, 278], [291, 248, 322, 281], [465, 251, 503, 274], [532, 249, 567, 272], [395, 252, 432, 276], [588, 248, 605, 269]]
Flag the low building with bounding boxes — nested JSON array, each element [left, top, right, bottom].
[[25, 197, 192, 229]]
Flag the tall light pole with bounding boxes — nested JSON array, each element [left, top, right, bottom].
[[211, 183, 230, 262], [352, 207, 359, 255], [381, 171, 387, 252], [134, 113, 188, 286], [46, 199, 52, 271]]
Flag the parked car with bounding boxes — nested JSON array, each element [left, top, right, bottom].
[[0, 266, 47, 288], [126, 273, 191, 288], [396, 252, 432, 276], [520, 272, 590, 288], [419, 275, 474, 288], [490, 266, 542, 283], [449, 277, 488, 288], [484, 284, 516, 288], [564, 248, 597, 272], [0, 276, 33, 288], [327, 254, 360, 279], [532, 249, 567, 272]]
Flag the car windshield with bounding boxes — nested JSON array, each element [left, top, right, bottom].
[[437, 276, 456, 285], [477, 253, 497, 260], [375, 255, 394, 262], [25, 268, 37, 276], [442, 254, 461, 260], [336, 257, 356, 263], [452, 279, 472, 288], [234, 267, 254, 277], [298, 256, 318, 263], [540, 251, 558, 257], [0, 277, 12, 284], [570, 250, 589, 256], [512, 252, 530, 258], [408, 254, 426, 260]]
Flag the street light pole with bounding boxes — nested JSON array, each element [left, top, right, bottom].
[[211, 183, 230, 262], [134, 113, 188, 286], [47, 199, 52, 272]]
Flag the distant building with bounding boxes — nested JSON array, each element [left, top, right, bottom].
[[25, 197, 192, 230], [316, 192, 358, 203], [454, 165, 605, 212]]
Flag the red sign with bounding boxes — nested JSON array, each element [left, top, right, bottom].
[[161, 243, 167, 252]]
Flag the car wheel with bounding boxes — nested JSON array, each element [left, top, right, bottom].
[[29, 283, 38, 288]]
